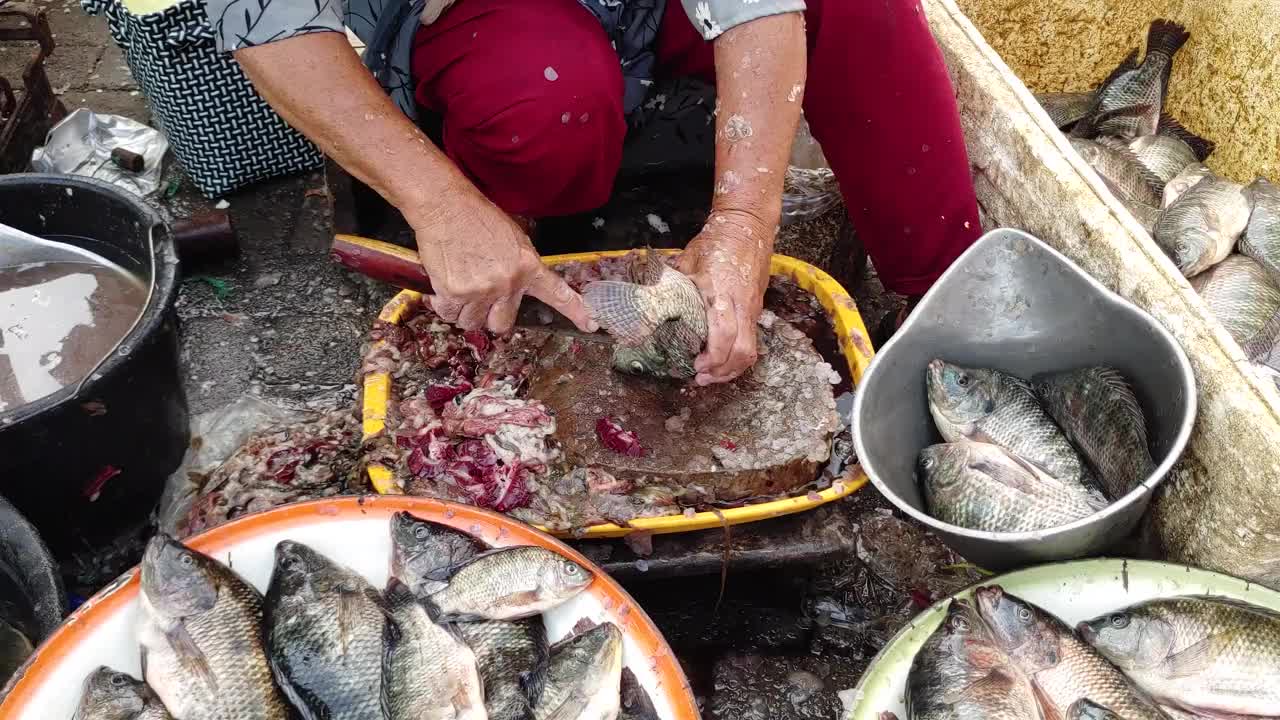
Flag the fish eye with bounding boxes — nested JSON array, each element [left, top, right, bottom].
[[1110, 614, 1130, 629], [563, 562, 580, 576], [920, 457, 935, 471], [110, 673, 128, 687], [1016, 606, 1033, 623], [413, 526, 428, 540], [630, 360, 645, 373], [957, 373, 970, 387], [952, 617, 970, 632], [179, 553, 194, 568]]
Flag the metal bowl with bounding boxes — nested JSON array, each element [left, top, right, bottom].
[[851, 228, 1196, 570], [846, 558, 1280, 720]]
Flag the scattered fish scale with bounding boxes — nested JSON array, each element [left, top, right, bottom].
[[918, 441, 1104, 533], [1032, 366, 1155, 501], [1079, 596, 1280, 717], [1191, 254, 1280, 348], [1154, 174, 1251, 277]]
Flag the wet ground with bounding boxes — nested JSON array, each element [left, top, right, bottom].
[[0, 6, 985, 717]]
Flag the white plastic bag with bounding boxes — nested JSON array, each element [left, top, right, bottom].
[[30, 109, 169, 197]]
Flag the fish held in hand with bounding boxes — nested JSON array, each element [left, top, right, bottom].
[[458, 617, 550, 720], [925, 359, 1097, 491], [1154, 174, 1251, 277], [917, 441, 1105, 533], [583, 251, 708, 379], [1078, 595, 1280, 717], [974, 585, 1171, 720], [264, 540, 386, 720], [1240, 177, 1280, 286], [1071, 137, 1165, 208], [73, 667, 173, 720], [1032, 366, 1154, 500], [137, 534, 293, 720], [534, 622, 624, 720], [427, 545, 593, 622], [906, 599, 1040, 720], [1073, 20, 1190, 139], [390, 511, 486, 596], [382, 578, 486, 720], [1190, 254, 1280, 348]]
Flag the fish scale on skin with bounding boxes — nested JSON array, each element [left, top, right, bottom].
[[974, 586, 1171, 720], [1072, 20, 1190, 139], [582, 250, 707, 379], [264, 541, 385, 720], [1130, 134, 1199, 187], [1032, 366, 1155, 501], [382, 578, 486, 720], [426, 545, 593, 622], [1240, 177, 1280, 286], [1079, 596, 1280, 717], [906, 599, 1040, 720], [1154, 174, 1252, 278], [1071, 137, 1165, 208], [1035, 90, 1097, 130], [918, 441, 1105, 533], [1191, 254, 1280, 348], [73, 666, 173, 720], [137, 534, 294, 720], [925, 360, 1099, 493]]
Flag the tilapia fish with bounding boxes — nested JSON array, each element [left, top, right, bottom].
[[1240, 177, 1280, 286], [1079, 595, 1280, 717], [73, 667, 173, 720], [389, 510, 487, 596], [1032, 366, 1154, 500], [1155, 174, 1252, 277], [917, 441, 1104, 533], [426, 545, 593, 622], [1073, 20, 1190, 139], [1068, 699, 1124, 720], [1071, 138, 1165, 208], [1190, 254, 1280, 347], [264, 540, 385, 719], [1036, 90, 1098, 130], [1163, 163, 1213, 208], [533, 623, 624, 720], [620, 669, 661, 720], [137, 534, 293, 720], [925, 360, 1097, 491], [583, 250, 707, 379], [906, 599, 1039, 720], [458, 618, 550, 720], [974, 585, 1170, 720], [383, 578, 486, 720], [1130, 134, 1199, 187]]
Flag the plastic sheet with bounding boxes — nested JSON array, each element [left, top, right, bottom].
[[156, 395, 315, 536], [30, 109, 168, 197], [780, 117, 843, 227]]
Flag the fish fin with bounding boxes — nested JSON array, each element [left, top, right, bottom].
[[1161, 633, 1228, 679], [1102, 132, 1169, 197], [1091, 366, 1150, 443], [165, 621, 217, 693], [543, 688, 594, 720], [1177, 594, 1280, 621], [582, 280, 661, 344], [521, 617, 551, 703], [1030, 679, 1066, 720], [1158, 112, 1216, 162], [630, 247, 668, 286], [1146, 19, 1190, 59], [970, 452, 1042, 495]]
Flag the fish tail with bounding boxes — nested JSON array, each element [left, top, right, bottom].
[[1158, 112, 1216, 162], [1146, 19, 1190, 59], [583, 280, 659, 343]]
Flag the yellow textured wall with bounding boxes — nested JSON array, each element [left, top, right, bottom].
[[955, 0, 1280, 184]]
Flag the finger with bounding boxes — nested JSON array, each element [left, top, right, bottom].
[[430, 295, 463, 323], [527, 267, 599, 333], [486, 294, 520, 334], [457, 301, 489, 331], [695, 294, 736, 374]]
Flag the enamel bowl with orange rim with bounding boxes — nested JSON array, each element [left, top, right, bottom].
[[361, 246, 875, 538], [0, 496, 701, 719]]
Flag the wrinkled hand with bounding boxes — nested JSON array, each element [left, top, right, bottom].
[[678, 211, 773, 385], [412, 191, 596, 334]]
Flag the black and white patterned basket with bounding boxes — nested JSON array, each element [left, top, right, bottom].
[[82, 0, 323, 198]]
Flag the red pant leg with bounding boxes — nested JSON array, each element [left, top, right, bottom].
[[412, 0, 626, 218], [655, 0, 982, 296]]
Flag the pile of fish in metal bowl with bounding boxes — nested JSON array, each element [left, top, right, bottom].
[[2, 499, 693, 719], [919, 361, 1150, 534], [848, 559, 1280, 720], [1038, 19, 1280, 381]]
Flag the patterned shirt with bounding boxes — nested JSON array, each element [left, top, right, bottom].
[[204, 0, 805, 119]]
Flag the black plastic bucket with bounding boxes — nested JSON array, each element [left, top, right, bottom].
[[0, 174, 188, 556]]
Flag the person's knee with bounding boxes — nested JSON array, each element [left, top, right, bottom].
[[445, 61, 625, 217]]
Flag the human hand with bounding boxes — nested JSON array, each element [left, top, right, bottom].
[[411, 190, 596, 334], [678, 210, 773, 385]]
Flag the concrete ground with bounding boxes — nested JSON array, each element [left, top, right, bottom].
[[2, 4, 978, 717]]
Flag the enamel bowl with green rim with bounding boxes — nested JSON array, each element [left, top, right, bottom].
[[847, 558, 1280, 719]]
